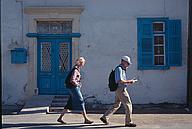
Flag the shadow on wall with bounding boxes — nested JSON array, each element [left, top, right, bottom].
[[3, 98, 192, 115], [86, 103, 192, 114]]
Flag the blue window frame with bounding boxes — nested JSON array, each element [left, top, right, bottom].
[[137, 18, 182, 70]]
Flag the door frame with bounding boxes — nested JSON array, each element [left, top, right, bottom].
[[24, 7, 83, 98]]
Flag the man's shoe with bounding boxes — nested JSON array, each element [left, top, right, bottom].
[[125, 123, 137, 127], [66, 109, 71, 112], [100, 117, 109, 125]]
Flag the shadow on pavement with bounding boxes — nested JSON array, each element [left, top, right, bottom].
[[2, 123, 123, 129], [3, 103, 192, 115], [3, 123, 59, 128]]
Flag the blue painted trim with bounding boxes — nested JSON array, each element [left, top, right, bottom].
[[69, 38, 73, 70], [168, 20, 182, 66], [26, 33, 81, 38], [138, 66, 170, 70], [11, 48, 27, 64], [37, 39, 41, 93], [137, 17, 169, 21], [137, 18, 154, 69], [137, 19, 140, 70]]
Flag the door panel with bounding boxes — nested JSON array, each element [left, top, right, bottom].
[[37, 38, 71, 95], [56, 39, 71, 94], [38, 41, 56, 94]]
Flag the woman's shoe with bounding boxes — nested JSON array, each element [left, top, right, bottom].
[[84, 120, 94, 124], [57, 119, 67, 124]]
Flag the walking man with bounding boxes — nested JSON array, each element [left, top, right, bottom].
[[100, 56, 137, 127], [57, 57, 93, 124]]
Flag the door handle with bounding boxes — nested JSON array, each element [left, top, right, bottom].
[[59, 65, 62, 71]]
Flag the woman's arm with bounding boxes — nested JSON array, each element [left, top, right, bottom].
[[70, 69, 80, 86]]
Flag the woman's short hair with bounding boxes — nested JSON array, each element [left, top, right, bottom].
[[76, 57, 86, 64]]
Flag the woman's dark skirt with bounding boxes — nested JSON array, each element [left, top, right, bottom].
[[64, 86, 85, 112]]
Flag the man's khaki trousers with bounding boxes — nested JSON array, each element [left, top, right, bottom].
[[103, 87, 133, 124]]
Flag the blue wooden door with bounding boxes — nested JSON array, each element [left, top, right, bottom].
[[37, 38, 72, 95]]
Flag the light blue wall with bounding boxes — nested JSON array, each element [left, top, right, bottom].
[[2, 0, 189, 104], [2, 0, 28, 105]]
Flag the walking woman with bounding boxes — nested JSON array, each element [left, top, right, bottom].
[[57, 57, 94, 124]]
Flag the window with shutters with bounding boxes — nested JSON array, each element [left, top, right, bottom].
[[137, 18, 182, 70]]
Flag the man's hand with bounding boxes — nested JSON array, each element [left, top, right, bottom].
[[130, 79, 138, 84], [120, 79, 138, 84]]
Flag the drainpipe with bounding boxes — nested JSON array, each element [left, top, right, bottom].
[[16, 0, 24, 47], [163, 0, 166, 16], [16, 0, 30, 100]]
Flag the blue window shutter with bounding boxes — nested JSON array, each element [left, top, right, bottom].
[[168, 20, 182, 66], [137, 19, 153, 69]]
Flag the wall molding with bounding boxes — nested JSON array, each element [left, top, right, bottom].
[[24, 7, 84, 15]]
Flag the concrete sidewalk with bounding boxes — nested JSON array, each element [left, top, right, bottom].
[[3, 111, 192, 129], [3, 95, 192, 129]]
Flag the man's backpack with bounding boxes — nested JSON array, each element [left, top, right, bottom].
[[108, 66, 121, 92], [65, 68, 77, 89]]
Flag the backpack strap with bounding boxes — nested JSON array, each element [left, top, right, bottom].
[[70, 67, 79, 78], [114, 65, 126, 84], [115, 65, 126, 72]]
